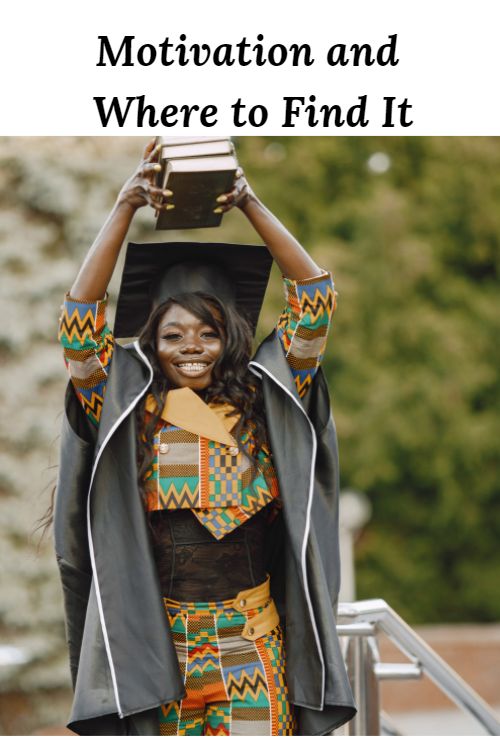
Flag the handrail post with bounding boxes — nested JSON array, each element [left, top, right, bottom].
[[344, 635, 380, 736]]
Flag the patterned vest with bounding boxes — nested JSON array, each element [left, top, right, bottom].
[[142, 387, 279, 540]]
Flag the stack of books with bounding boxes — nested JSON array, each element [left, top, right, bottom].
[[155, 137, 239, 230]]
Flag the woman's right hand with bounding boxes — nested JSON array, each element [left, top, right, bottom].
[[117, 138, 174, 213]]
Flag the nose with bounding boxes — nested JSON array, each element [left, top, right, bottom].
[[180, 336, 203, 354]]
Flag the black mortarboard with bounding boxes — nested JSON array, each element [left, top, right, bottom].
[[114, 242, 273, 338]]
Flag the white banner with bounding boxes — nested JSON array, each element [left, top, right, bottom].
[[1, 0, 499, 135]]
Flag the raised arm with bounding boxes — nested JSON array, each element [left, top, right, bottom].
[[59, 140, 173, 425], [217, 170, 321, 279], [70, 139, 172, 300], [217, 171, 336, 399]]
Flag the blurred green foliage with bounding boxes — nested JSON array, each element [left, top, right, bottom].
[[234, 137, 500, 624]]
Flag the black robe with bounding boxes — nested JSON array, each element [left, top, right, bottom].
[[54, 330, 356, 735]]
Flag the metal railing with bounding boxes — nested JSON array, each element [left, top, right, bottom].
[[336, 599, 500, 736]]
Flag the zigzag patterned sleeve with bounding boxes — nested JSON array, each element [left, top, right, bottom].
[[58, 294, 114, 427], [276, 270, 337, 399]]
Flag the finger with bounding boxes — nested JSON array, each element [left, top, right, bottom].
[[214, 185, 246, 213], [142, 185, 174, 211], [222, 187, 241, 204], [143, 138, 156, 155], [147, 185, 174, 199], [213, 205, 233, 214], [147, 195, 170, 212], [213, 197, 235, 214], [142, 162, 163, 177], [143, 137, 159, 159], [149, 141, 162, 161]]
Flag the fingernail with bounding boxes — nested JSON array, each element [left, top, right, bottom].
[[216, 195, 228, 203], [163, 189, 173, 197], [213, 207, 223, 214]]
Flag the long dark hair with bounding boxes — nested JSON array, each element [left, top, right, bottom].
[[136, 292, 267, 505]]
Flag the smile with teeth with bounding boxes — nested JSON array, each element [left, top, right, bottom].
[[176, 362, 210, 373]]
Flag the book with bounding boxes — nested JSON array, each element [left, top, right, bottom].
[[159, 136, 231, 146], [160, 140, 235, 161], [155, 154, 238, 230]]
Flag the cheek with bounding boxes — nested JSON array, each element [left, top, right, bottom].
[[156, 344, 176, 369], [213, 337, 225, 357]]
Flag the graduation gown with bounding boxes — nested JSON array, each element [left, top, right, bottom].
[[53, 330, 356, 735]]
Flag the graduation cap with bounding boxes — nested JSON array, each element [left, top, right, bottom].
[[114, 241, 273, 339]]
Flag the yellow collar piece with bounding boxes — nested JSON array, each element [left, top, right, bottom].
[[145, 387, 239, 447]]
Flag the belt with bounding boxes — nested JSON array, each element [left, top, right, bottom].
[[231, 575, 280, 642]]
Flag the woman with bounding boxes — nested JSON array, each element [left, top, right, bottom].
[[55, 139, 356, 735]]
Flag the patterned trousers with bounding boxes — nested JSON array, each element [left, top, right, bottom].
[[158, 578, 296, 736]]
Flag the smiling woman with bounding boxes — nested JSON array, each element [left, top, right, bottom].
[[53, 138, 355, 737], [155, 303, 223, 388]]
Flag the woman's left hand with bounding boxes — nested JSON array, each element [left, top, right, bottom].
[[214, 168, 256, 214]]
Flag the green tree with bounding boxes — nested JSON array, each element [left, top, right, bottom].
[[233, 137, 500, 623]]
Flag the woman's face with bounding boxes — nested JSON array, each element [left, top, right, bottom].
[[156, 303, 224, 391]]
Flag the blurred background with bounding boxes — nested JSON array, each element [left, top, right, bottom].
[[0, 136, 499, 734]]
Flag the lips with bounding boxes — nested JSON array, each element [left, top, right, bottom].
[[175, 361, 211, 375]]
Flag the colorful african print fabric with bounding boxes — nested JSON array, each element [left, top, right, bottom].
[[159, 595, 296, 736], [277, 270, 336, 398], [143, 423, 279, 539], [58, 295, 113, 427]]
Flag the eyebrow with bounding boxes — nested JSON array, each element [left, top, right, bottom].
[[160, 322, 183, 329], [159, 321, 217, 332]]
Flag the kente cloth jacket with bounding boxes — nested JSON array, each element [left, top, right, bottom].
[[54, 278, 357, 735], [140, 387, 281, 539]]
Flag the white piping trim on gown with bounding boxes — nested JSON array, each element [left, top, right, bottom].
[[248, 359, 325, 710], [86, 341, 153, 719]]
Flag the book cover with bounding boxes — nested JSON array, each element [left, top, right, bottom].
[[156, 155, 238, 229]]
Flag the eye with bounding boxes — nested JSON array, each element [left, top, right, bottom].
[[162, 332, 182, 341], [202, 330, 220, 339]]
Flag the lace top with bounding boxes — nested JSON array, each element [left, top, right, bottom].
[[148, 508, 271, 600]]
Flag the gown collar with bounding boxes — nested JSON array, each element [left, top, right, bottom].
[[145, 387, 239, 447]]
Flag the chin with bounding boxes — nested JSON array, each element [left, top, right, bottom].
[[186, 380, 210, 391], [168, 375, 213, 391]]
